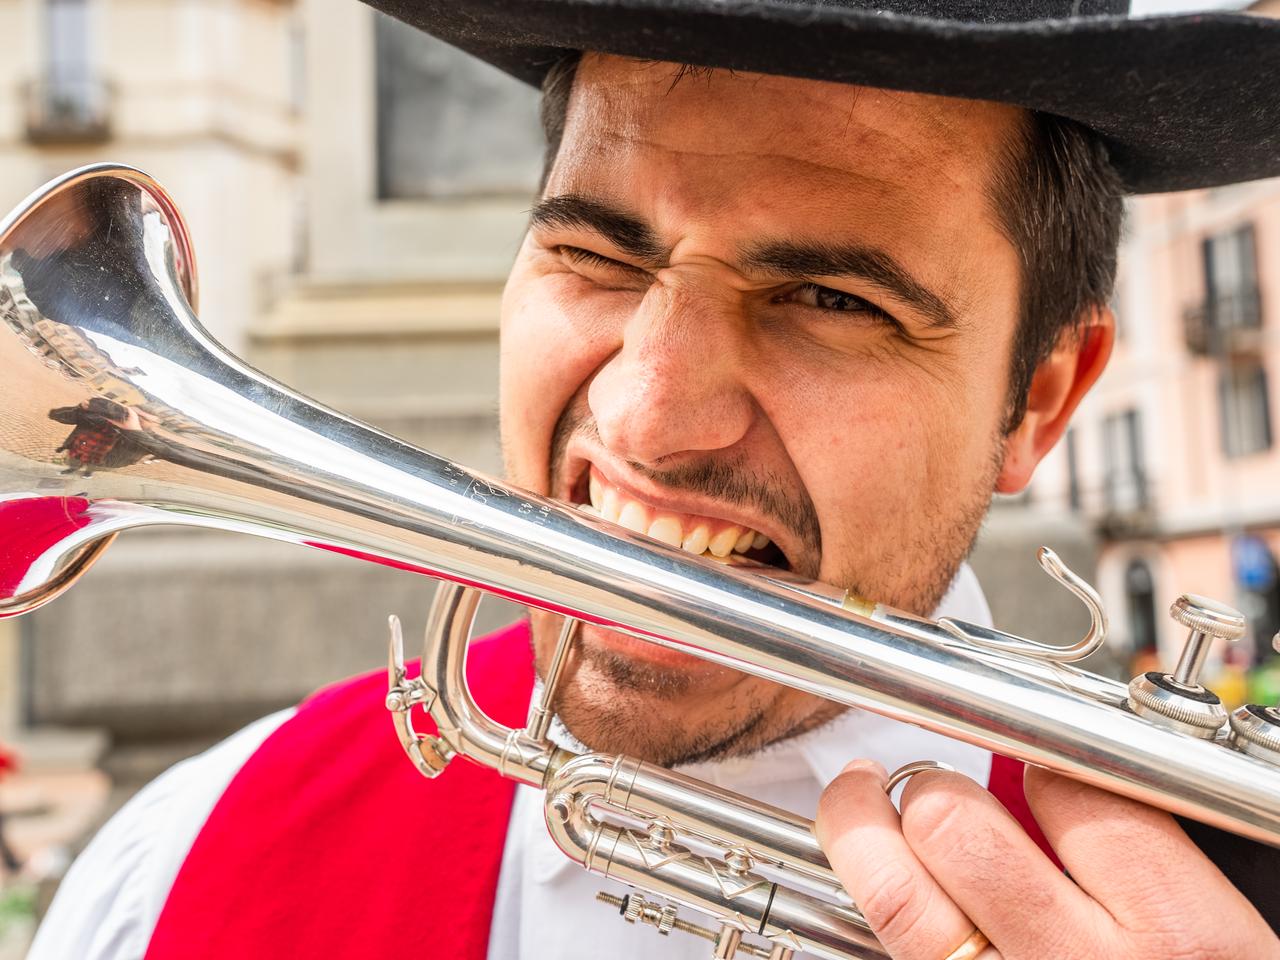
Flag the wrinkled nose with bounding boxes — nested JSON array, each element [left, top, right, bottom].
[[588, 285, 755, 466]]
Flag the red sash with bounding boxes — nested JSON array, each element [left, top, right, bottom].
[[145, 620, 1049, 959]]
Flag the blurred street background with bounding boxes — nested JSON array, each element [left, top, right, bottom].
[[0, 0, 1278, 953]]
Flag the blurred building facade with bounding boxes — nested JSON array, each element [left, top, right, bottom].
[[985, 0, 1280, 689], [1031, 173, 1280, 700], [0, 0, 301, 352]]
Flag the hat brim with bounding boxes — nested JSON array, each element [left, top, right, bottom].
[[365, 0, 1280, 194]]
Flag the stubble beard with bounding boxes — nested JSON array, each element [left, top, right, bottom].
[[522, 405, 1005, 768]]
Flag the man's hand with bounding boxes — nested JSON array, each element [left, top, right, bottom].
[[815, 760, 1279, 960]]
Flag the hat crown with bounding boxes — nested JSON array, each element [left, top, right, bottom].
[[796, 0, 1129, 22]]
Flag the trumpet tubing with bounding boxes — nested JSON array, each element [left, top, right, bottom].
[[4, 166, 1280, 959]]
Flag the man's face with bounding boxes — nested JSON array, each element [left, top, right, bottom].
[[500, 55, 1026, 765]]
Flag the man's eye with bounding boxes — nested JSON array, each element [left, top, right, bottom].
[[558, 246, 632, 273], [790, 282, 895, 324]]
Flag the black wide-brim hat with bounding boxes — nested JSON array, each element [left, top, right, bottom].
[[363, 0, 1280, 194]]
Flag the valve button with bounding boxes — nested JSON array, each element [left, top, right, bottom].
[[1169, 594, 1246, 640]]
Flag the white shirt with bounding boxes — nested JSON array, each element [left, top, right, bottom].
[[30, 564, 993, 960]]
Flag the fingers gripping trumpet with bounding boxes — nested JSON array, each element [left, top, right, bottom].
[[4, 166, 1280, 958]]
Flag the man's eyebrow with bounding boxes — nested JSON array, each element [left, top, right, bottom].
[[529, 194, 667, 267], [741, 241, 959, 330]]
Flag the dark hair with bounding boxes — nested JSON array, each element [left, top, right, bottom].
[[537, 52, 1124, 432], [538, 53, 581, 194], [990, 112, 1124, 431]]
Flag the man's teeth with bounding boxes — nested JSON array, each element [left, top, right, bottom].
[[682, 524, 710, 555], [577, 475, 772, 559], [708, 527, 742, 558]]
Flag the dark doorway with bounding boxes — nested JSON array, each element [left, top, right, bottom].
[[1125, 558, 1158, 658]]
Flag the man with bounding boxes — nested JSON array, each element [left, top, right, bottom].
[[47, 399, 156, 476], [29, 1, 1280, 958]]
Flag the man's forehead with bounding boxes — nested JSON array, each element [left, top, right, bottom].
[[565, 53, 1022, 181]]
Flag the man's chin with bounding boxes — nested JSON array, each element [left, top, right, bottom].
[[533, 617, 850, 766]]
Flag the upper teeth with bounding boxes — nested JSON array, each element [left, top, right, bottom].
[[578, 470, 772, 559]]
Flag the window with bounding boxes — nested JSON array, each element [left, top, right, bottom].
[[1202, 224, 1261, 332], [46, 0, 90, 90], [373, 14, 543, 200], [288, 13, 306, 115], [1219, 360, 1273, 458], [28, 0, 110, 142], [1101, 409, 1147, 512]]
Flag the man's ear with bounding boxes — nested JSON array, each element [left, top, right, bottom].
[[996, 308, 1115, 495]]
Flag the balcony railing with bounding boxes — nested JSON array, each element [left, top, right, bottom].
[[1183, 288, 1264, 357], [24, 73, 113, 145]]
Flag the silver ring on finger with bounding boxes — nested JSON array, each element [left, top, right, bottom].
[[884, 759, 955, 797]]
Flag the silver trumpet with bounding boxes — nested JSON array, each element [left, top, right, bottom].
[[3, 166, 1280, 959]]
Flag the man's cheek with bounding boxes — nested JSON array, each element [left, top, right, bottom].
[[809, 443, 922, 586], [500, 285, 577, 488]]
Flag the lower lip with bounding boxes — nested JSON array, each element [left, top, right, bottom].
[[581, 623, 737, 678]]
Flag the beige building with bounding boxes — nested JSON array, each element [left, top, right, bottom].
[[0, 2, 550, 936], [0, 0, 301, 352]]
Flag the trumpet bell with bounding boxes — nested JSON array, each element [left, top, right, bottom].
[[0, 165, 200, 617]]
